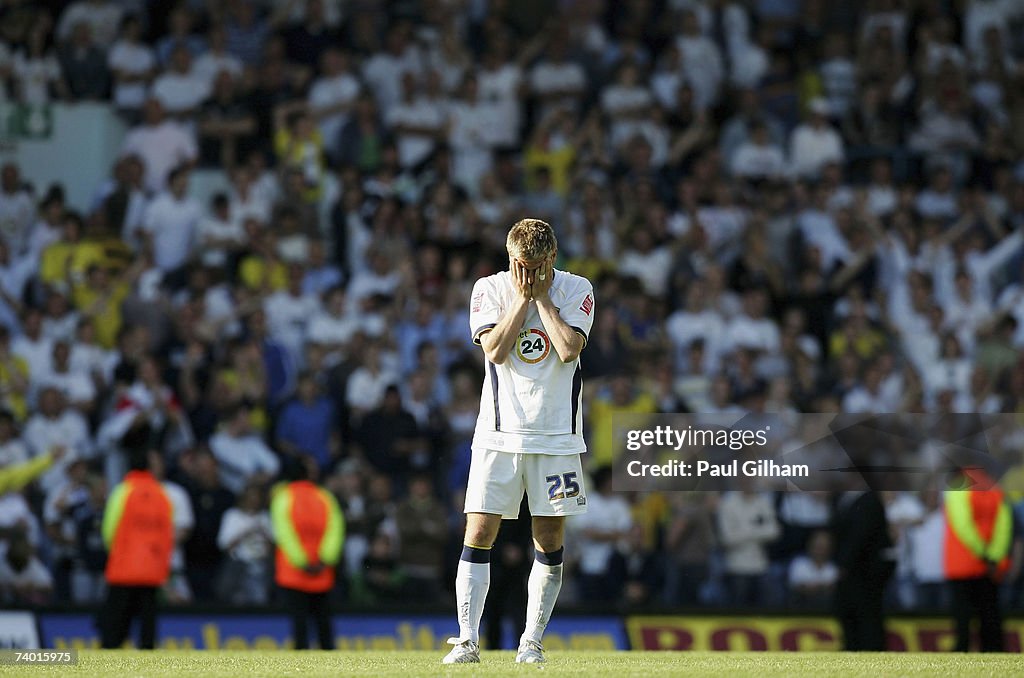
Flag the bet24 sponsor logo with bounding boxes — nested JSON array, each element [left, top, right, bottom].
[[516, 328, 550, 363]]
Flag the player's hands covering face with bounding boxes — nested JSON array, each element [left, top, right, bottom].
[[531, 256, 554, 298], [511, 258, 533, 299]]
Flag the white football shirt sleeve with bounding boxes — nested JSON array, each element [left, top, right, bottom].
[[558, 278, 595, 347], [469, 276, 502, 345]]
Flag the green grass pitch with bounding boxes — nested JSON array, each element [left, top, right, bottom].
[[0, 651, 1019, 677]]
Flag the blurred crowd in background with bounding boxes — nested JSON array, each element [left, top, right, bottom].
[[2, 0, 1024, 614]]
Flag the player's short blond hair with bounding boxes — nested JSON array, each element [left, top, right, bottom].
[[506, 218, 557, 261]]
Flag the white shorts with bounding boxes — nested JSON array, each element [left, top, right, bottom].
[[464, 448, 588, 519]]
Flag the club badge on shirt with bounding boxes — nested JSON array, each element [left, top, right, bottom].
[[579, 294, 594, 316]]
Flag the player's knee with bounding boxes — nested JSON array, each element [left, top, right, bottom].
[[534, 534, 563, 553], [532, 517, 565, 552], [464, 513, 500, 547]]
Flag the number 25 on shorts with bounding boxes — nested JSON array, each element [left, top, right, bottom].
[[546, 472, 580, 501]]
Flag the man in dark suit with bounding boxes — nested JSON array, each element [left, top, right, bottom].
[[832, 489, 896, 651]]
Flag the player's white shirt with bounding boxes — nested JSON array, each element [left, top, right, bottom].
[[469, 268, 595, 455]]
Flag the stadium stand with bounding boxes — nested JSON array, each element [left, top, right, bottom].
[[0, 0, 1023, 620]]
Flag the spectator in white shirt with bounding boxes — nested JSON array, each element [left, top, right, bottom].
[[68, 318, 113, 389], [308, 47, 360, 158], [362, 24, 422, 112], [42, 457, 90, 587], [57, 0, 123, 48], [920, 17, 966, 74], [789, 98, 844, 179], [306, 286, 359, 357], [529, 38, 587, 119], [650, 44, 686, 111], [426, 22, 470, 95], [195, 193, 246, 269], [216, 482, 273, 604], [120, 98, 198, 194], [107, 15, 155, 117], [12, 308, 53, 385], [209, 403, 280, 495], [675, 9, 725, 110], [140, 166, 202, 278], [345, 340, 399, 419], [842, 359, 897, 414], [964, 0, 1024, 64], [921, 333, 971, 404], [796, 186, 851, 272], [788, 529, 838, 608], [192, 24, 243, 89], [152, 44, 211, 118], [386, 71, 447, 170], [23, 386, 92, 494], [940, 268, 991, 342], [819, 32, 857, 119], [301, 239, 342, 298], [476, 34, 524, 148], [719, 88, 786, 169], [12, 26, 65, 105], [726, 289, 781, 355], [729, 23, 770, 89], [228, 165, 272, 227], [730, 118, 786, 180], [865, 157, 898, 217], [150, 449, 195, 603], [915, 166, 960, 221], [909, 94, 981, 174], [600, 62, 654, 143], [667, 279, 727, 371], [0, 164, 35, 258], [448, 75, 500, 196], [717, 489, 780, 606], [0, 534, 53, 605], [37, 340, 96, 415], [905, 489, 949, 609], [618, 227, 674, 297], [264, 263, 322, 365], [569, 467, 633, 602]]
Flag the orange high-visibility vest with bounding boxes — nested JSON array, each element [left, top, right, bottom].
[[272, 481, 344, 593], [103, 470, 174, 586], [944, 472, 1012, 580]]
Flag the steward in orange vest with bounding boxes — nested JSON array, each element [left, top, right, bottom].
[[100, 449, 174, 649], [271, 457, 344, 650], [944, 467, 1012, 652]]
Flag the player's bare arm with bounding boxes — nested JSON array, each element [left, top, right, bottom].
[[532, 257, 585, 363], [478, 259, 531, 364]]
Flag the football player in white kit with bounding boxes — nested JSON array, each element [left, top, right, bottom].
[[443, 218, 595, 664]]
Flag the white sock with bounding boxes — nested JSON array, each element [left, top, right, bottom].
[[522, 550, 563, 645], [455, 550, 490, 643]]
